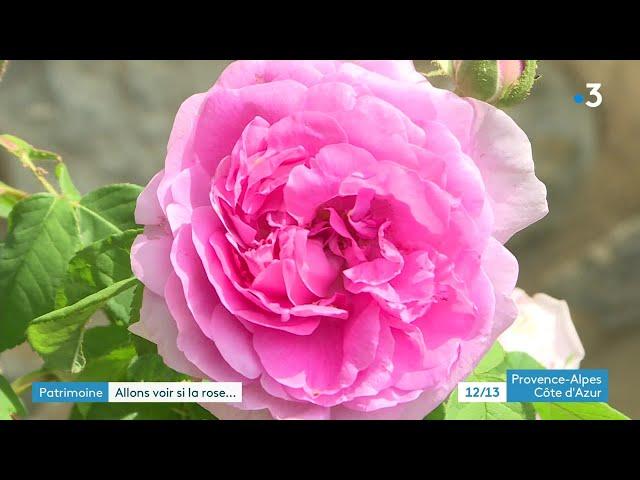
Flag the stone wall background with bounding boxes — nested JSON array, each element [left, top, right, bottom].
[[1, 60, 638, 418]]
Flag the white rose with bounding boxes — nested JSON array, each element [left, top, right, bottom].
[[499, 288, 585, 369]]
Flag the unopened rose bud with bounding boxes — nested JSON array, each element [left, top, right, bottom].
[[499, 288, 585, 369], [452, 60, 537, 107]]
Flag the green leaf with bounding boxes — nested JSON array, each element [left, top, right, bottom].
[[534, 402, 630, 420], [104, 281, 142, 326], [54, 163, 81, 201], [128, 282, 144, 324], [0, 195, 19, 219], [441, 345, 537, 420], [128, 283, 157, 354], [437, 346, 631, 421], [56, 228, 142, 327], [132, 333, 158, 356], [82, 325, 132, 359], [475, 342, 506, 374], [424, 402, 446, 420], [0, 182, 25, 219], [127, 354, 189, 382], [77, 184, 142, 245], [26, 277, 138, 372], [56, 229, 140, 308], [0, 134, 61, 163], [0, 374, 27, 420], [71, 322, 135, 386], [80, 344, 136, 381], [69, 404, 85, 420], [79, 344, 137, 382], [0, 194, 81, 351], [476, 349, 629, 420], [502, 351, 545, 370]]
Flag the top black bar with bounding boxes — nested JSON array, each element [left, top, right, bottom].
[[1, 9, 639, 60]]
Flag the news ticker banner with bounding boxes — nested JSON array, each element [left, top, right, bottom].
[[32, 370, 607, 404], [458, 369, 608, 403], [32, 382, 242, 403]]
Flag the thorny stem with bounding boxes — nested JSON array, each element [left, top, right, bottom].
[[0, 136, 59, 195], [20, 156, 59, 195]]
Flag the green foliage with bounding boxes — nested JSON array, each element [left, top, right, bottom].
[[26, 277, 138, 372], [79, 344, 137, 382], [474, 342, 506, 374], [104, 286, 140, 326], [0, 181, 25, 218], [502, 351, 544, 370], [78, 325, 137, 381], [82, 325, 132, 359], [423, 402, 446, 420], [0, 374, 27, 420], [132, 332, 158, 356], [426, 346, 629, 421], [0, 134, 61, 163], [128, 354, 190, 382], [56, 229, 140, 308], [0, 194, 81, 351], [535, 402, 629, 420], [0, 133, 219, 421], [77, 184, 143, 245], [70, 331, 217, 419], [436, 344, 536, 421], [54, 163, 81, 201]]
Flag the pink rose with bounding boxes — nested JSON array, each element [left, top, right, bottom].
[[499, 289, 585, 369], [130, 60, 548, 419]]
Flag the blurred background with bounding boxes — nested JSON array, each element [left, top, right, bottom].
[[1, 60, 638, 418]]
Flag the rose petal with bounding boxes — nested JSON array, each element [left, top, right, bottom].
[[130, 228, 172, 296], [129, 289, 203, 378], [466, 99, 548, 243], [135, 170, 165, 226]]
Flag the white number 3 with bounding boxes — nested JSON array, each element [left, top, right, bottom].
[[586, 83, 603, 108]]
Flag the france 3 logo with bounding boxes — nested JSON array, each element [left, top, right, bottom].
[[574, 83, 603, 107]]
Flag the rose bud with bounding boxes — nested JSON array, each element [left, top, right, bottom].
[[452, 60, 538, 107], [0, 61, 7, 82], [499, 288, 585, 369]]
